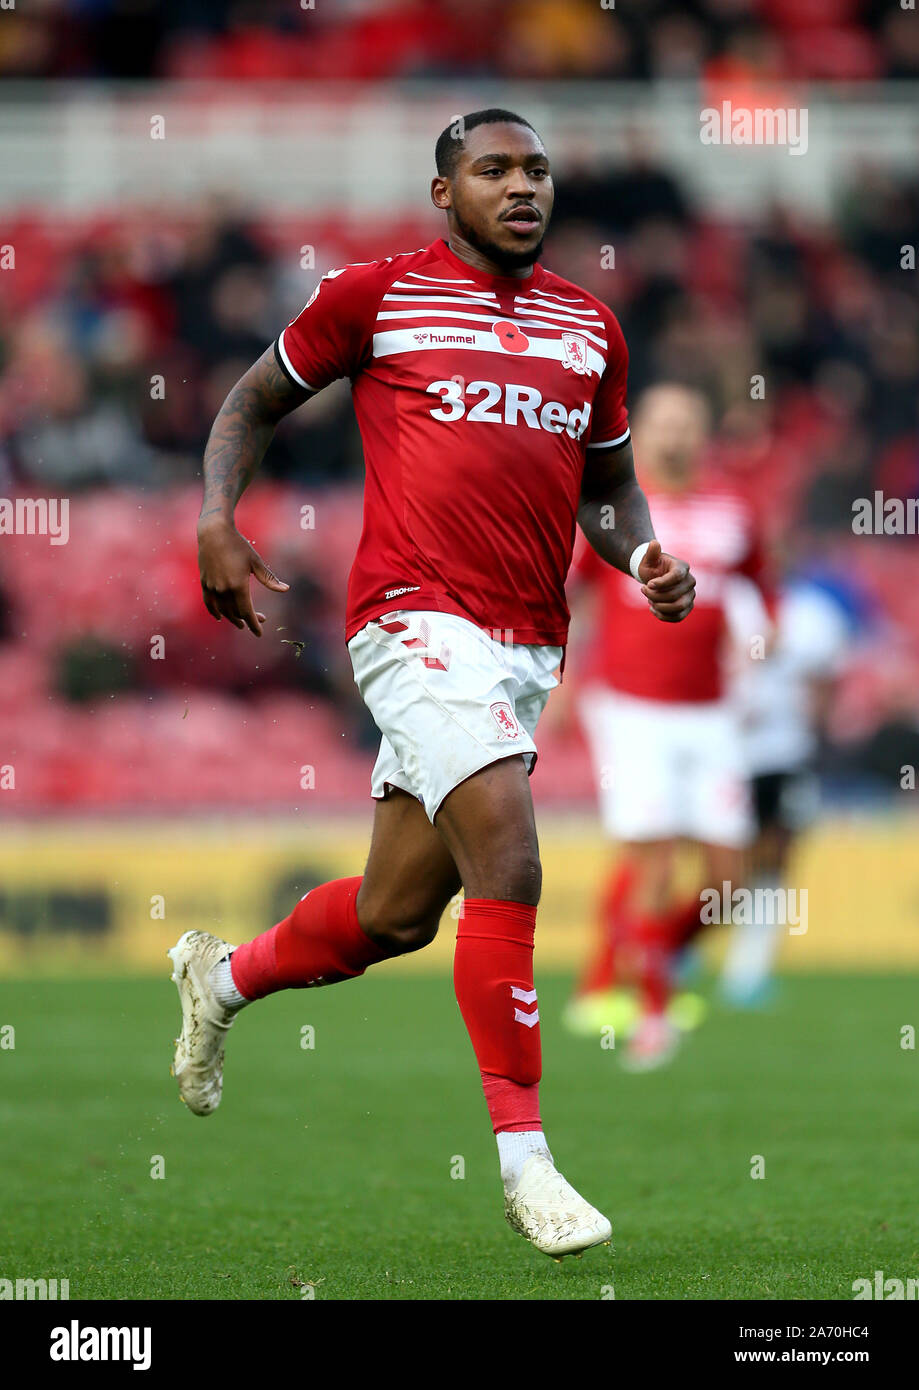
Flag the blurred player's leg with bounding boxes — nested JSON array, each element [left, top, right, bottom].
[[571, 686, 678, 1054], [575, 856, 635, 996], [169, 788, 460, 1115], [720, 783, 789, 1006], [563, 855, 640, 1038], [619, 838, 682, 1070], [609, 692, 752, 1070]]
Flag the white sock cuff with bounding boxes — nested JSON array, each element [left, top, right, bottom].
[[496, 1129, 551, 1187], [210, 954, 250, 1011]]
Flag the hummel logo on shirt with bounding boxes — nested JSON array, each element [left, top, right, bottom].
[[414, 330, 475, 345]]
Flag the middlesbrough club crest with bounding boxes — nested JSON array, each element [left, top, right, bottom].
[[561, 331, 590, 374], [489, 702, 521, 740]]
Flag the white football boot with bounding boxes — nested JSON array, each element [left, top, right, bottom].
[[168, 930, 239, 1116], [504, 1152, 612, 1260]]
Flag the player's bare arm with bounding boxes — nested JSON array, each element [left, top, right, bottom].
[[578, 440, 696, 623], [197, 346, 311, 636]]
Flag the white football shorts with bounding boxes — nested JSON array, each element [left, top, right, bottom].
[[578, 684, 753, 848], [347, 609, 563, 822]]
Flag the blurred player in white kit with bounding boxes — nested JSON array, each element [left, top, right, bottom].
[[720, 575, 851, 1006]]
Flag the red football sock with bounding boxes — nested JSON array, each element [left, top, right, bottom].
[[454, 898, 542, 1134], [481, 1076, 541, 1133], [576, 857, 635, 996], [633, 909, 673, 1016], [670, 895, 706, 951], [230, 876, 391, 1000]]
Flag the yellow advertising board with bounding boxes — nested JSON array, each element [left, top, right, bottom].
[[0, 815, 917, 974]]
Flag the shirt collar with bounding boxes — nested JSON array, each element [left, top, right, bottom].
[[431, 237, 546, 294]]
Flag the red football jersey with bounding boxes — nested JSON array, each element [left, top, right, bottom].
[[276, 238, 630, 646], [572, 484, 773, 702]]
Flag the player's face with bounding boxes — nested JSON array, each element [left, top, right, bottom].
[[636, 388, 710, 484], [437, 123, 554, 272]]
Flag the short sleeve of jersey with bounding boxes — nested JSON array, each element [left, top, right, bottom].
[[275, 262, 387, 393], [586, 307, 630, 450]]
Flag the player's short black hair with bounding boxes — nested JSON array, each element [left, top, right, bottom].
[[435, 108, 539, 180]]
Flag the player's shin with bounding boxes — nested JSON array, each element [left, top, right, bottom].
[[227, 876, 395, 1001], [633, 910, 672, 1016], [453, 899, 548, 1184]]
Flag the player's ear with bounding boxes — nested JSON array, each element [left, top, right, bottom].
[[431, 176, 451, 211]]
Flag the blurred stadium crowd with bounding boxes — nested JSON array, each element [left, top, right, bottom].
[[2, 143, 918, 812], [1, 1, 918, 813], [2, 0, 919, 82]]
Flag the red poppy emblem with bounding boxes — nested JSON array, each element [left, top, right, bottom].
[[493, 320, 529, 353]]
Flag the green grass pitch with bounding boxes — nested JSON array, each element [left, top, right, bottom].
[[1, 972, 916, 1300]]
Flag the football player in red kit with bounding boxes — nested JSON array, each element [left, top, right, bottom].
[[170, 110, 696, 1259], [563, 384, 773, 1069]]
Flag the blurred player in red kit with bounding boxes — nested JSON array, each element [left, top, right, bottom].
[[169, 110, 696, 1258], [563, 383, 773, 1069]]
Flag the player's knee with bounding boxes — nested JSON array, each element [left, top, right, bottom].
[[381, 913, 441, 954], [502, 849, 542, 905], [357, 894, 447, 955], [467, 843, 542, 905]]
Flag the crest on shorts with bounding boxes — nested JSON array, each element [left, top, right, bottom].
[[561, 332, 590, 375], [490, 702, 521, 740]]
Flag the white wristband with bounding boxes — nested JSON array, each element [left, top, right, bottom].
[[629, 541, 652, 581]]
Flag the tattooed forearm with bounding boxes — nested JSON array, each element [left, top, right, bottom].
[[198, 346, 311, 526], [577, 440, 656, 574], [199, 404, 273, 522]]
